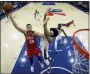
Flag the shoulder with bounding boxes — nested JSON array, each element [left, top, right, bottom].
[[24, 30, 27, 35]]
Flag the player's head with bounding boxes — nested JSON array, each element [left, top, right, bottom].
[[57, 24, 62, 30], [26, 24, 32, 31]]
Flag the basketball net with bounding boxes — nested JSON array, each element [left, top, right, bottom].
[[72, 29, 89, 74]]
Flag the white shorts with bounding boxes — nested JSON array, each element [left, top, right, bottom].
[[40, 37, 50, 65], [55, 33, 62, 50]]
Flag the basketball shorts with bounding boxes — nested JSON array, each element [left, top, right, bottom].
[[40, 37, 50, 65], [27, 47, 40, 58]]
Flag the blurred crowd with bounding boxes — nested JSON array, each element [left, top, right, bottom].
[[0, 1, 29, 18], [0, 1, 89, 19], [68, 1, 89, 13]]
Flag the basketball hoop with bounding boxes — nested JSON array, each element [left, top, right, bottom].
[[72, 28, 89, 74], [73, 29, 89, 60]]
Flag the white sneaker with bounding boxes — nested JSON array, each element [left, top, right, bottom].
[[46, 66, 51, 74], [31, 66, 34, 72], [40, 62, 44, 68]]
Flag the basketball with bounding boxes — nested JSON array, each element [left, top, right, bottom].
[[3, 2, 13, 13]]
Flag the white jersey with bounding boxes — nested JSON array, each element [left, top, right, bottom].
[[40, 37, 49, 50], [40, 37, 49, 65], [56, 30, 62, 40], [55, 30, 62, 50]]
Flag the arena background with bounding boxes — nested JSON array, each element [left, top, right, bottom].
[[0, 1, 89, 74]]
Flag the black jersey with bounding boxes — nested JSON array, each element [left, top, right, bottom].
[[50, 28, 59, 37]]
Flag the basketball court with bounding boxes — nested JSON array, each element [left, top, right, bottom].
[[1, 2, 89, 74]]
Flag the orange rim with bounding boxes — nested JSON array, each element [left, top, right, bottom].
[[73, 29, 89, 60]]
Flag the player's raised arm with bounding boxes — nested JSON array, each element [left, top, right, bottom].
[[43, 8, 53, 43], [43, 12, 47, 22], [43, 15, 53, 37], [8, 13, 26, 34], [43, 8, 51, 22]]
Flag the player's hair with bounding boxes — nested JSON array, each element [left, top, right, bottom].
[[26, 24, 31, 27], [58, 24, 61, 30]]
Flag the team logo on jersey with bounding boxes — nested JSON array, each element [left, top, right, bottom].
[[26, 36, 34, 40]]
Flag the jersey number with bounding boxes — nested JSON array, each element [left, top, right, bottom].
[[29, 40, 34, 44]]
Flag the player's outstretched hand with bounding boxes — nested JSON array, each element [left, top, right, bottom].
[[45, 8, 51, 14]]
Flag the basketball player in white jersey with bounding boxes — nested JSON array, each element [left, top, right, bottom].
[[42, 8, 68, 67], [40, 36, 53, 74], [40, 8, 68, 73], [40, 8, 53, 74]]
